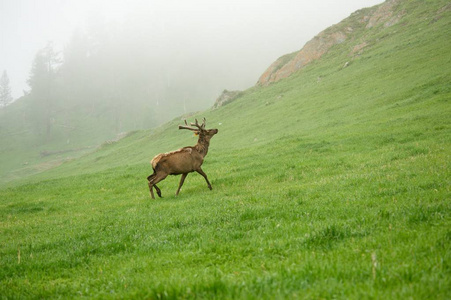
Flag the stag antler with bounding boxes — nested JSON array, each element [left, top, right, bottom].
[[179, 118, 206, 131], [179, 119, 196, 131], [190, 118, 206, 129]]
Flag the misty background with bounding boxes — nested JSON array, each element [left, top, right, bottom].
[[0, 0, 382, 150]]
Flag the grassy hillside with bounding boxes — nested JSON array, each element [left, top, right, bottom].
[[1, 0, 450, 298], [0, 94, 130, 186]]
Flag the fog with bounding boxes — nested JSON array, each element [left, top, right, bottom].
[[1, 0, 382, 100], [1, 0, 383, 151]]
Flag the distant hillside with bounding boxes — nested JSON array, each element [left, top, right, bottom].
[[0, 22, 229, 183], [11, 0, 450, 185], [257, 0, 446, 85], [1, 0, 450, 187]]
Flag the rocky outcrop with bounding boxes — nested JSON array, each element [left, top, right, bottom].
[[212, 89, 243, 109], [366, 0, 405, 28], [257, 0, 403, 86], [257, 52, 298, 86], [259, 31, 347, 85]]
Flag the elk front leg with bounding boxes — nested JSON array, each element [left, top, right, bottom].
[[196, 168, 212, 190], [176, 173, 188, 196]]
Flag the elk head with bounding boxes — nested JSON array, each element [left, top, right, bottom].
[[179, 118, 218, 142]]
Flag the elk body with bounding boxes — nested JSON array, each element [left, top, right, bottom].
[[147, 118, 218, 199]]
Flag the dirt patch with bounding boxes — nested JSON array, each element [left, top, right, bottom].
[[350, 41, 369, 56], [40, 146, 92, 157]]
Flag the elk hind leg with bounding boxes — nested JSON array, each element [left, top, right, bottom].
[[148, 170, 163, 198], [154, 184, 162, 198], [147, 173, 156, 199], [148, 172, 168, 199]]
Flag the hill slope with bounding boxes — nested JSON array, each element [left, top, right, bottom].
[[257, 0, 407, 86], [1, 0, 450, 298]]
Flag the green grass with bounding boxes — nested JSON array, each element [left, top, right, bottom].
[[0, 95, 134, 186], [1, 0, 451, 298]]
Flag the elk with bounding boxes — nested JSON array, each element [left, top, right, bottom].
[[147, 118, 218, 199]]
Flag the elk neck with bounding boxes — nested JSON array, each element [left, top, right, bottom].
[[194, 134, 211, 157]]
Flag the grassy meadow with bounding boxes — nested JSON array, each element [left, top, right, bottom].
[[1, 0, 451, 298]]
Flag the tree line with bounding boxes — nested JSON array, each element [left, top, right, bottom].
[[0, 70, 13, 107], [5, 21, 224, 148]]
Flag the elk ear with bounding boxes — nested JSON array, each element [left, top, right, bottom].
[[194, 131, 199, 136]]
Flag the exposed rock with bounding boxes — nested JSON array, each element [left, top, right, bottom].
[[257, 52, 297, 86], [366, 0, 405, 28], [212, 89, 243, 109], [431, 3, 451, 24], [256, 0, 405, 86], [351, 41, 369, 56], [257, 30, 346, 86], [366, 0, 399, 28]]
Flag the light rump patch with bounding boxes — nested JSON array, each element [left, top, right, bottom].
[[151, 148, 192, 169]]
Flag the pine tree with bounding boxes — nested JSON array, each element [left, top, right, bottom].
[[27, 43, 61, 138], [0, 70, 13, 107]]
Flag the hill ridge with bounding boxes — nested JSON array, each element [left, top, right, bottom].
[[257, 0, 407, 86]]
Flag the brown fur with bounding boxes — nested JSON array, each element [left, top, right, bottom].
[[151, 148, 193, 169], [147, 119, 218, 199]]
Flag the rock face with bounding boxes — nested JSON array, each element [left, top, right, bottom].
[[259, 31, 347, 85], [366, 0, 404, 28], [212, 89, 243, 109], [257, 0, 404, 86]]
